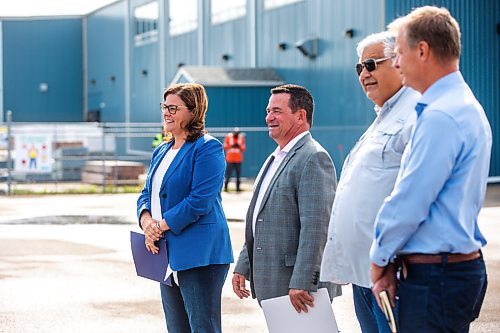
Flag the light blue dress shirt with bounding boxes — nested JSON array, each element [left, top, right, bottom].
[[370, 71, 492, 266], [320, 87, 420, 287]]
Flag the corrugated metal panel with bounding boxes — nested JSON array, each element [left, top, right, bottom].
[[207, 17, 250, 67], [386, 0, 499, 177], [206, 86, 276, 176], [221, 130, 277, 177], [131, 41, 160, 123], [86, 1, 126, 122], [2, 19, 83, 122], [165, 16, 251, 81], [129, 0, 160, 125], [206, 87, 270, 127], [166, 31, 198, 83], [258, 0, 386, 172]]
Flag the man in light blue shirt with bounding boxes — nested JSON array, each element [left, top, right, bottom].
[[370, 6, 492, 333], [320, 31, 420, 333]]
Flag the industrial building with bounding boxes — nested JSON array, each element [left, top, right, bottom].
[[1, 0, 498, 179]]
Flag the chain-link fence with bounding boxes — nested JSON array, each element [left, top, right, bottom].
[[0, 111, 166, 194], [0, 111, 273, 195]]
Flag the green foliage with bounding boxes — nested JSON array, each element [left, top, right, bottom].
[[11, 184, 144, 195]]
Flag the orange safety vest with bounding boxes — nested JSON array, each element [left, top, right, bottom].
[[223, 132, 246, 163]]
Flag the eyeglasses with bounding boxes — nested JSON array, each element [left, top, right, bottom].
[[355, 56, 393, 76], [160, 103, 190, 115]]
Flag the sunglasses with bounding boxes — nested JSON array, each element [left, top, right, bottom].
[[355, 56, 393, 76]]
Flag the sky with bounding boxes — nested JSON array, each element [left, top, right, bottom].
[[0, 0, 298, 19], [0, 0, 119, 17]]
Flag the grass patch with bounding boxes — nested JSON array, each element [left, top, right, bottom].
[[11, 184, 144, 195]]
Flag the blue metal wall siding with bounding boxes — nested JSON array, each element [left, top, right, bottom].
[[206, 18, 250, 67], [166, 32, 198, 83], [258, 0, 385, 173], [385, 0, 499, 177], [129, 0, 161, 124], [206, 86, 276, 176], [131, 41, 161, 123], [229, 130, 277, 177], [3, 19, 83, 122], [86, 1, 126, 122], [259, 1, 311, 66], [205, 87, 270, 127]]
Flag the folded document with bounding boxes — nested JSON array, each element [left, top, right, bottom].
[[130, 231, 171, 286], [261, 288, 338, 333]]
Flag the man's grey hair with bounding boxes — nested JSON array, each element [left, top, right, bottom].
[[356, 31, 396, 58]]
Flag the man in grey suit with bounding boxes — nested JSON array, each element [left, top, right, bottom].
[[232, 84, 341, 313]]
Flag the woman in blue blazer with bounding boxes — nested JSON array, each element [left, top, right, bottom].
[[137, 83, 233, 333]]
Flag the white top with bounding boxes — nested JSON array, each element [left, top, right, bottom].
[[151, 148, 179, 221], [320, 87, 421, 288], [150, 147, 179, 284], [252, 131, 309, 236]]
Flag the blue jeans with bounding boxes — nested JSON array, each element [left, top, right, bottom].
[[160, 264, 229, 333], [353, 284, 396, 333], [398, 256, 487, 333]]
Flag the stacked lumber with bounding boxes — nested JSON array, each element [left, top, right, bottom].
[[82, 161, 145, 185]]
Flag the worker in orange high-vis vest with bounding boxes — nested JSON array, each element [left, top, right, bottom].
[[223, 127, 246, 192]]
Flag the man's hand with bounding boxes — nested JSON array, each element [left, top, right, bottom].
[[289, 289, 314, 313], [370, 262, 385, 284], [232, 273, 251, 299], [371, 262, 397, 309]]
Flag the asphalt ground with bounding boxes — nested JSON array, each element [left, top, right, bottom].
[[0, 183, 499, 332]]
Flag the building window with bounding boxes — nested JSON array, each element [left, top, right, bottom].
[[134, 1, 159, 46], [169, 0, 197, 36], [264, 0, 303, 10], [211, 0, 246, 25]]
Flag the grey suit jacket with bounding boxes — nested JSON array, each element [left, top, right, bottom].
[[234, 133, 341, 302]]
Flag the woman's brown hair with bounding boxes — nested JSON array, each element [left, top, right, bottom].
[[163, 83, 208, 142]]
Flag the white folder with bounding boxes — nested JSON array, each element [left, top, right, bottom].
[[261, 288, 339, 333]]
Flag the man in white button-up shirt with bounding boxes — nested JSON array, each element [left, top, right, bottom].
[[320, 31, 420, 332]]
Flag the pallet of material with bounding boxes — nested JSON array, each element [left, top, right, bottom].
[[82, 161, 145, 185]]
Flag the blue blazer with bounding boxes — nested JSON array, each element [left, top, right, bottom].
[[137, 134, 233, 271]]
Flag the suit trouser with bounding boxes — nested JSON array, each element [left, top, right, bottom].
[[160, 264, 229, 333], [398, 257, 487, 333]]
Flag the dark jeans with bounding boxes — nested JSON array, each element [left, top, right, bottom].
[[398, 256, 487, 333], [160, 264, 229, 333], [225, 162, 242, 191], [353, 284, 396, 333]]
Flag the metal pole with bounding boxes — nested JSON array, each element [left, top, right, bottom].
[[54, 123, 58, 192], [113, 134, 118, 193], [6, 110, 12, 195], [101, 123, 106, 193]]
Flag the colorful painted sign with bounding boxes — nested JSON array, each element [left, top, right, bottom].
[[14, 135, 53, 173]]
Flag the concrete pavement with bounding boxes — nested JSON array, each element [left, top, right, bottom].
[[0, 184, 499, 332]]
